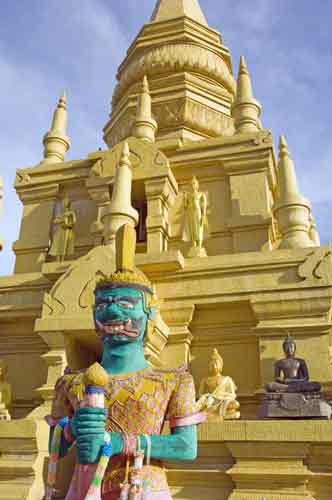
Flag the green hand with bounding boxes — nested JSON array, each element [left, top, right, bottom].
[[71, 407, 106, 464], [70, 407, 124, 464]]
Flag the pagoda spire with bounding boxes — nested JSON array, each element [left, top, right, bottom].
[[101, 141, 139, 244], [104, 0, 235, 147], [151, 0, 208, 25], [42, 93, 71, 164], [232, 56, 262, 134], [278, 135, 300, 200], [133, 76, 158, 143], [273, 135, 313, 249]]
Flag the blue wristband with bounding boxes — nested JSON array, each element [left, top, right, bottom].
[[58, 416, 69, 430]]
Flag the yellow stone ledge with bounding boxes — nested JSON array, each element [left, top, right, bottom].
[[198, 419, 332, 442]]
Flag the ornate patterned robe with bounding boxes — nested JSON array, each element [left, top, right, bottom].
[[50, 366, 200, 499]]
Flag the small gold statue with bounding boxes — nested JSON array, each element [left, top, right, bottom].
[[183, 176, 208, 257], [0, 360, 12, 420], [196, 349, 240, 420], [49, 196, 77, 262]]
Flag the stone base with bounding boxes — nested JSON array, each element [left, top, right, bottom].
[[258, 392, 332, 419], [0, 404, 10, 421], [206, 411, 241, 423], [187, 245, 207, 258]]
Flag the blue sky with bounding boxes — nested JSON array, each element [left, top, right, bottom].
[[1, 0, 331, 275]]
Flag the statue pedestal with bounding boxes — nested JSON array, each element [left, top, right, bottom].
[[0, 404, 10, 421], [0, 393, 10, 421], [206, 412, 241, 422], [258, 392, 332, 419], [187, 245, 207, 258]]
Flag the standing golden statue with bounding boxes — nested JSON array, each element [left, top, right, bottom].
[[183, 176, 208, 257], [49, 196, 77, 262], [196, 349, 240, 420], [0, 361, 12, 420]]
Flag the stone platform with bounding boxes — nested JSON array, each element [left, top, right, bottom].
[[168, 420, 332, 499], [1, 419, 332, 499], [258, 392, 332, 420]]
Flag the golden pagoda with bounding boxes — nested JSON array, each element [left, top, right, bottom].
[[0, 0, 332, 498]]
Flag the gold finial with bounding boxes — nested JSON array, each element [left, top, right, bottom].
[[101, 141, 139, 244], [239, 55, 249, 76], [238, 56, 253, 101], [42, 93, 71, 164], [133, 76, 158, 143], [150, 0, 208, 26], [58, 91, 66, 110], [277, 135, 300, 199], [279, 134, 289, 158], [273, 135, 313, 248], [142, 75, 149, 93], [83, 362, 109, 388], [97, 223, 152, 292], [116, 224, 137, 273], [232, 56, 262, 134]]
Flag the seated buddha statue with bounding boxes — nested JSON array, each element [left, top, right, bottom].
[[265, 334, 321, 393], [196, 349, 240, 420]]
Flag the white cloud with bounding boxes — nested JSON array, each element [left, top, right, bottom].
[[0, 0, 128, 274]]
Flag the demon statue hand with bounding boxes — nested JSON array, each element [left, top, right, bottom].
[[47, 224, 205, 500]]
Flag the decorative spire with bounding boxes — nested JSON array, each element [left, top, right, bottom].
[[101, 141, 139, 244], [133, 76, 158, 143], [42, 93, 71, 164], [232, 56, 262, 134], [151, 0, 208, 26], [273, 135, 313, 248], [278, 135, 300, 201], [308, 213, 321, 246]]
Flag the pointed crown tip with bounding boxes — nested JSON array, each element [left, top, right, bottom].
[[58, 92, 67, 109], [238, 55, 249, 75], [150, 0, 208, 26], [142, 75, 149, 92], [278, 135, 291, 160], [279, 135, 288, 148]]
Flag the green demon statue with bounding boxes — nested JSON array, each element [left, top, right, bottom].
[[47, 224, 205, 500]]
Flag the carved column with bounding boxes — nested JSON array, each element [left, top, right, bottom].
[[34, 331, 67, 416], [227, 441, 312, 499], [87, 175, 111, 246], [145, 176, 177, 254], [14, 181, 60, 272], [160, 304, 195, 367]]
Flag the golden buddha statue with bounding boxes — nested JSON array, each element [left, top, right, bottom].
[[49, 196, 77, 262], [196, 349, 240, 420], [0, 360, 12, 420]]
